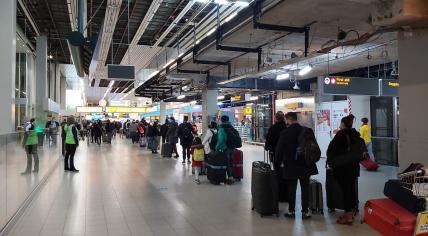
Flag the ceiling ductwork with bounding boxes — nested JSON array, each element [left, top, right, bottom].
[[371, 0, 428, 27], [67, 31, 86, 77]]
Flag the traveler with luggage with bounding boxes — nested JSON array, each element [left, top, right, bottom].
[[167, 117, 179, 158], [160, 119, 169, 144], [327, 114, 366, 225], [265, 111, 288, 202], [191, 137, 205, 184], [275, 112, 318, 219], [177, 116, 194, 164], [63, 116, 80, 172], [202, 121, 218, 155], [359, 117, 374, 160], [216, 115, 242, 185], [147, 121, 159, 154], [128, 121, 139, 144]]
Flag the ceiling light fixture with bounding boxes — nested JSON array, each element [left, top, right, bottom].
[[224, 12, 237, 22], [217, 95, 225, 100], [217, 102, 223, 105], [214, 0, 229, 5], [206, 28, 216, 36], [249, 96, 258, 101], [234, 1, 249, 7], [276, 73, 290, 80], [108, 80, 114, 88], [195, 40, 200, 45], [190, 101, 197, 105], [177, 94, 186, 100], [299, 65, 312, 76]]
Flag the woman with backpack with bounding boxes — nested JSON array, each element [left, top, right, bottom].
[[327, 114, 365, 225], [202, 121, 218, 155]]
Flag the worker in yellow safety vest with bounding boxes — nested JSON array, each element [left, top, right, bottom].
[[22, 118, 39, 174], [63, 116, 79, 172]]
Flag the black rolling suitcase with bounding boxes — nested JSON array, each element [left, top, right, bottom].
[[251, 151, 279, 217], [325, 167, 359, 212], [309, 179, 324, 214], [206, 151, 228, 185], [161, 143, 173, 158]]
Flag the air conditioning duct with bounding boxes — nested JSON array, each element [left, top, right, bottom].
[[67, 31, 85, 77], [371, 0, 428, 27]]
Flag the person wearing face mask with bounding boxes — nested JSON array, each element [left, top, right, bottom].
[[166, 117, 179, 158], [327, 114, 366, 225]]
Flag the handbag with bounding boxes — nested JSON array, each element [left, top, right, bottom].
[[327, 135, 365, 168]]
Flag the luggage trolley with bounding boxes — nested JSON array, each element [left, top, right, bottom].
[[398, 170, 428, 199]]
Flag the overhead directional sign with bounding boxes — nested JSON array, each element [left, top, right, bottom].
[[379, 79, 399, 97], [323, 77, 380, 96]]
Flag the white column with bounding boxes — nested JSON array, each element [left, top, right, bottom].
[[202, 89, 218, 134], [60, 76, 66, 111], [159, 102, 167, 124], [0, 0, 16, 133], [398, 29, 428, 170], [348, 95, 371, 127], [35, 35, 48, 128]]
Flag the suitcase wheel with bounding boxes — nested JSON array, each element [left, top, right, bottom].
[[251, 206, 255, 211]]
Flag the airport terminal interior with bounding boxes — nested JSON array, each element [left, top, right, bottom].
[[1, 0, 428, 235]]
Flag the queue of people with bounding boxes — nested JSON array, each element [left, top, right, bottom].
[[265, 111, 373, 225]]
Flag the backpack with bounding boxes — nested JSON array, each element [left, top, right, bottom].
[[225, 126, 242, 149], [296, 127, 321, 166], [193, 148, 204, 161], [182, 124, 193, 139], [209, 129, 218, 150]]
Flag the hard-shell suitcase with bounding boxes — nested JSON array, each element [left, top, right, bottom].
[[360, 158, 379, 171], [139, 136, 147, 147], [364, 198, 416, 236], [251, 150, 279, 217], [384, 179, 426, 213], [206, 151, 228, 185], [309, 179, 324, 214], [326, 167, 359, 212], [232, 149, 243, 180], [161, 143, 172, 158]]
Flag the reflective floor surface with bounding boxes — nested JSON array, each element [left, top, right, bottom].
[[9, 138, 398, 236]]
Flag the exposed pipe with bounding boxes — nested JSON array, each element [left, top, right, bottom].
[[17, 0, 40, 36]]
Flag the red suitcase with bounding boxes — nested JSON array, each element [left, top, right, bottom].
[[360, 158, 379, 171], [232, 149, 243, 180], [364, 199, 416, 236]]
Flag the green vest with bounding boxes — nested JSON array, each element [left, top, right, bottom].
[[25, 126, 38, 146], [65, 124, 76, 144]]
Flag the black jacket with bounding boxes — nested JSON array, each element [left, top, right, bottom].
[[327, 128, 362, 180], [177, 122, 194, 147], [160, 123, 169, 138], [275, 123, 318, 179], [265, 121, 286, 152]]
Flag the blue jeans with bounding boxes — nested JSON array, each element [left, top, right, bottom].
[[366, 142, 375, 160], [225, 148, 234, 179]]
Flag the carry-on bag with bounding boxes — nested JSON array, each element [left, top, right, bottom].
[[360, 157, 379, 171], [139, 136, 147, 147], [309, 179, 324, 214], [161, 143, 172, 158], [251, 150, 279, 217], [383, 179, 426, 214], [206, 151, 228, 185], [231, 149, 243, 180], [363, 198, 416, 236], [325, 166, 359, 212]]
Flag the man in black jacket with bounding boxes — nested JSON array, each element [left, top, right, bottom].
[[275, 112, 318, 219], [177, 116, 194, 164], [265, 111, 287, 202]]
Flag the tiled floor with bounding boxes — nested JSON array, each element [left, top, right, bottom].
[[8, 138, 398, 236]]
